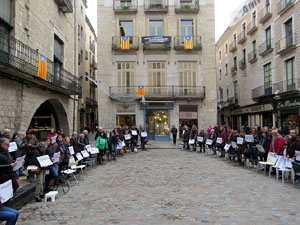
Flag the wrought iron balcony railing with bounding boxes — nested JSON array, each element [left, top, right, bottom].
[[259, 6, 272, 24], [142, 36, 171, 50], [231, 66, 237, 76], [144, 0, 169, 13], [173, 36, 202, 50], [175, 0, 199, 13], [247, 20, 258, 35], [277, 0, 294, 15], [273, 79, 300, 94], [86, 97, 98, 107], [275, 33, 297, 54], [248, 49, 257, 63], [0, 31, 81, 95], [54, 0, 73, 13], [112, 36, 139, 51], [229, 41, 237, 52], [258, 39, 273, 56], [109, 86, 205, 100], [252, 85, 273, 100], [113, 0, 138, 14], [239, 59, 246, 70], [238, 32, 247, 44]]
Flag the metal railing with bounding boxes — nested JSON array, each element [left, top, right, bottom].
[[248, 49, 257, 63], [273, 79, 300, 93], [258, 39, 273, 55], [231, 66, 237, 76], [275, 33, 297, 54], [239, 59, 246, 70], [238, 31, 246, 44], [109, 86, 205, 99], [113, 0, 138, 13], [173, 36, 202, 50], [229, 40, 237, 52], [175, 0, 199, 13], [112, 36, 139, 51], [86, 97, 98, 107], [247, 20, 257, 35], [259, 6, 272, 23], [144, 0, 168, 12], [277, 0, 294, 14], [252, 85, 273, 99], [0, 31, 81, 95]]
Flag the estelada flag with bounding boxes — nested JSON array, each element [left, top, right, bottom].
[[121, 36, 130, 50], [184, 36, 193, 50], [38, 54, 47, 79], [137, 86, 145, 96]]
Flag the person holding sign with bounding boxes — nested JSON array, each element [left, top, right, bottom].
[[96, 130, 108, 164], [139, 127, 148, 151], [190, 125, 198, 151], [287, 129, 300, 160], [197, 129, 206, 153], [258, 131, 271, 162], [182, 126, 191, 150], [47, 128, 58, 147], [130, 125, 139, 152], [109, 129, 119, 160], [217, 126, 226, 158], [44, 138, 59, 193], [123, 126, 131, 153], [208, 129, 217, 154], [0, 195, 19, 225], [247, 128, 260, 165], [53, 134, 70, 182]]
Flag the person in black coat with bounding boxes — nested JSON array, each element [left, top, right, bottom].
[[183, 126, 191, 150], [258, 131, 271, 162], [287, 129, 300, 159], [171, 125, 178, 145]]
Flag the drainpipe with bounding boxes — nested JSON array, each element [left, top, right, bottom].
[[73, 0, 77, 132]]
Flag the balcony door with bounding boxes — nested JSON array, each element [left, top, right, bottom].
[[180, 20, 193, 42], [148, 62, 166, 95], [149, 20, 163, 36], [264, 63, 272, 95], [285, 18, 293, 47], [265, 26, 271, 49], [120, 21, 133, 43], [286, 58, 295, 91], [117, 62, 135, 95], [179, 62, 197, 95]]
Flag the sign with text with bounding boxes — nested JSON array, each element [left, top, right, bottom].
[[36, 155, 53, 167], [0, 180, 13, 203], [53, 152, 60, 164], [8, 142, 18, 152], [13, 156, 25, 171]]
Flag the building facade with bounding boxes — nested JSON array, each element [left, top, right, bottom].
[[97, 0, 217, 140], [0, 0, 81, 138], [216, 0, 300, 132]]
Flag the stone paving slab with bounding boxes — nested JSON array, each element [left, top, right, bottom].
[[17, 144, 300, 225]]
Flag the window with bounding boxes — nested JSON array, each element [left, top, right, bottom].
[[80, 50, 83, 63], [120, 21, 133, 36], [242, 23, 246, 36], [252, 11, 256, 26], [219, 50, 222, 60], [0, 0, 11, 26], [54, 36, 64, 80], [148, 62, 166, 87], [233, 33, 237, 45], [78, 53, 81, 65], [219, 69, 222, 80], [264, 63, 272, 94], [81, 5, 83, 14], [252, 40, 256, 51], [179, 62, 197, 95], [234, 81, 238, 104], [219, 88, 223, 100], [149, 21, 163, 36], [265, 26, 271, 47], [226, 88, 229, 100], [285, 18, 293, 46], [242, 49, 246, 61], [266, 0, 270, 13], [181, 20, 193, 39], [286, 58, 295, 91], [225, 63, 228, 75], [121, 0, 132, 7], [233, 56, 237, 67], [225, 43, 228, 54], [117, 62, 135, 94]]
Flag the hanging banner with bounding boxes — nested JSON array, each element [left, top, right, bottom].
[[184, 36, 193, 50], [38, 54, 47, 79], [121, 36, 130, 50], [137, 86, 145, 96]]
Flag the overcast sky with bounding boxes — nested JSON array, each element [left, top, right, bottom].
[[86, 0, 246, 42]]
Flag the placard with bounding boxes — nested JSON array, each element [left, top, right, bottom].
[[122, 141, 126, 147], [76, 153, 83, 161], [285, 158, 294, 169], [51, 135, 57, 144], [189, 139, 195, 145], [197, 137, 204, 142], [224, 144, 231, 151], [268, 153, 278, 164], [206, 139, 213, 146], [125, 134, 131, 140], [117, 142, 123, 150], [256, 145, 265, 153], [141, 132, 147, 137], [237, 137, 244, 145], [231, 142, 237, 148], [8, 142, 18, 152], [245, 135, 254, 143], [68, 146, 75, 155], [90, 148, 99, 154], [275, 156, 285, 169], [0, 180, 13, 203], [217, 138, 223, 144], [131, 130, 137, 136], [85, 145, 92, 152], [13, 155, 25, 171], [81, 150, 90, 158], [53, 152, 60, 164], [36, 155, 53, 167], [296, 151, 300, 161]]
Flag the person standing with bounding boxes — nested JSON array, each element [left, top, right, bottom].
[[171, 125, 178, 145], [183, 126, 190, 150], [13, 131, 26, 177], [269, 129, 285, 155], [190, 125, 198, 151], [83, 130, 89, 145], [47, 128, 58, 147], [197, 129, 206, 153]]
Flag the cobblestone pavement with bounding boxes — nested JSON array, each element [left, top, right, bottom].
[[18, 142, 300, 225]]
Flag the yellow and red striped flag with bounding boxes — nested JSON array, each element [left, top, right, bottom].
[[121, 36, 130, 50], [38, 54, 47, 79], [137, 86, 145, 96], [184, 36, 193, 50]]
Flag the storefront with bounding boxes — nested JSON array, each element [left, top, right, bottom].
[[179, 105, 198, 138], [116, 104, 136, 127]]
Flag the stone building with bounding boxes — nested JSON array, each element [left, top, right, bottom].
[[0, 0, 81, 138], [97, 0, 217, 140], [216, 0, 300, 131]]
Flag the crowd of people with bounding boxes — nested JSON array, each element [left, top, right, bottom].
[[0, 125, 148, 225]]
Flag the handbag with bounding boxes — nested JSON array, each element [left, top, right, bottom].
[[27, 165, 41, 175]]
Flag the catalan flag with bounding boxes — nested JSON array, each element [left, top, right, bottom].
[[38, 54, 47, 80], [121, 36, 130, 50], [137, 86, 145, 96], [184, 36, 193, 50]]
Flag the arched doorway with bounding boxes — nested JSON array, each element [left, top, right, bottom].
[[28, 99, 69, 140]]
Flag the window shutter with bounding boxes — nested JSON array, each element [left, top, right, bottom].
[[133, 18, 137, 36], [116, 19, 120, 36], [163, 17, 168, 36], [193, 18, 197, 37], [177, 18, 181, 37], [145, 18, 149, 36]]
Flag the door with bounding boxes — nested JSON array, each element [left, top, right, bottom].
[[264, 63, 272, 95], [285, 19, 293, 46], [146, 109, 170, 140]]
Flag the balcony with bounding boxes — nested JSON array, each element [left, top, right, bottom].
[[275, 33, 297, 55], [113, 0, 138, 14], [90, 78, 98, 88], [238, 32, 247, 44], [252, 85, 273, 100], [231, 66, 237, 76], [175, 0, 199, 14], [247, 20, 258, 35], [90, 59, 97, 69], [228, 97, 239, 106], [229, 41, 237, 52], [239, 59, 246, 70], [86, 97, 98, 108], [258, 39, 273, 56], [0, 31, 81, 95], [112, 36, 139, 51], [217, 100, 224, 110], [273, 79, 300, 95], [54, 0, 73, 13], [277, 0, 294, 15], [173, 36, 202, 51], [109, 86, 205, 100], [248, 49, 257, 64], [142, 36, 171, 50], [144, 0, 168, 14], [259, 6, 272, 24], [90, 42, 95, 53]]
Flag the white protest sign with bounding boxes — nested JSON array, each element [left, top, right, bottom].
[[189, 139, 195, 145], [53, 152, 60, 164], [206, 139, 213, 146], [117, 142, 123, 150], [131, 130, 137, 136], [183, 130, 185, 135], [122, 141, 126, 147], [197, 137, 204, 142], [13, 155, 25, 171], [268, 152, 278, 164], [85, 145, 92, 152], [76, 153, 83, 161], [217, 138, 223, 144], [68, 146, 75, 155], [36, 155, 53, 167], [90, 148, 99, 154], [256, 145, 265, 153], [275, 156, 286, 169], [51, 135, 57, 144], [224, 144, 231, 152], [231, 142, 237, 148], [125, 134, 131, 140], [296, 151, 300, 161], [0, 180, 13, 203], [8, 142, 18, 153], [81, 150, 90, 158], [245, 135, 254, 143], [141, 132, 147, 137], [237, 137, 244, 145], [285, 158, 294, 169]]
